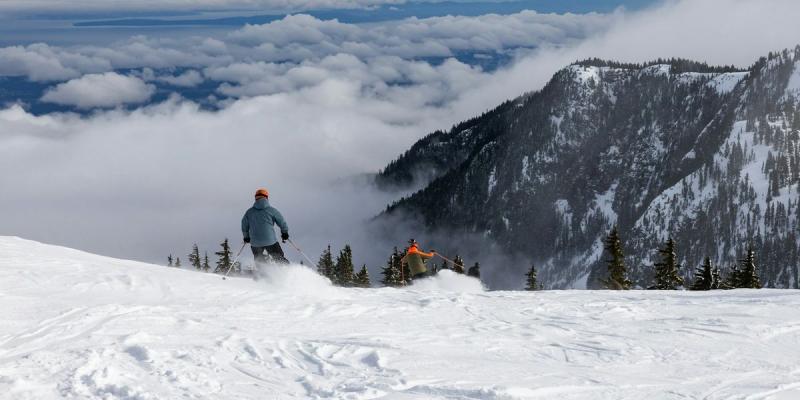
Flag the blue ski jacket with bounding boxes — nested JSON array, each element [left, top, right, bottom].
[[242, 198, 289, 247]]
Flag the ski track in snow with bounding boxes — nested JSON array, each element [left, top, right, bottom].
[[2, 237, 800, 399]]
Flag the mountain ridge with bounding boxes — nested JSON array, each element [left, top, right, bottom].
[[377, 46, 800, 289]]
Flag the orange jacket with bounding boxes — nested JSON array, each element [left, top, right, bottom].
[[402, 245, 434, 275], [407, 245, 434, 259]]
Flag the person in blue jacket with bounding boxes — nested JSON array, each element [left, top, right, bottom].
[[242, 188, 289, 265]]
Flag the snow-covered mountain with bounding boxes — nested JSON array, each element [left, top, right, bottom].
[[379, 47, 800, 289], [3, 236, 800, 399]]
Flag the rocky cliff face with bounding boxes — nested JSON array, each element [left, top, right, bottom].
[[379, 47, 800, 289]]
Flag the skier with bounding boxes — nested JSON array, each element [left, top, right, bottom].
[[401, 239, 435, 280], [242, 188, 290, 266]]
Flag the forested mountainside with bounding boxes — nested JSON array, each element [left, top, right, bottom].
[[378, 47, 800, 289]]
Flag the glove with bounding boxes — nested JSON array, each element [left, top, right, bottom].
[[243, 237, 251, 243], [281, 232, 289, 242]]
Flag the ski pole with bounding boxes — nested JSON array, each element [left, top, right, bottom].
[[222, 242, 247, 280], [286, 238, 316, 267], [435, 253, 460, 267]]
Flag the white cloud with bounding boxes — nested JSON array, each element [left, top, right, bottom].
[[157, 70, 205, 87], [0, 43, 111, 81], [0, 11, 616, 86], [228, 11, 616, 61], [41, 72, 156, 108]]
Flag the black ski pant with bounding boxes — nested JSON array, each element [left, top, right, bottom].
[[251, 242, 289, 265]]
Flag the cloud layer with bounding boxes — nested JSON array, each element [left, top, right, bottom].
[[41, 72, 156, 108], [2, 0, 800, 288]]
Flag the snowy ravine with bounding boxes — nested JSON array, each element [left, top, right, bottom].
[[2, 237, 800, 399]]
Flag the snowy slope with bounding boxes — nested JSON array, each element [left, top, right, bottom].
[[2, 237, 800, 399]]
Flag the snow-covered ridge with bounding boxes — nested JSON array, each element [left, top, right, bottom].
[[3, 237, 800, 399]]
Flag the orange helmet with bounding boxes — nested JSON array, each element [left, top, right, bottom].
[[254, 188, 269, 198]]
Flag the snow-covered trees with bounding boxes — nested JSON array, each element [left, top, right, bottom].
[[737, 247, 762, 289], [188, 244, 202, 270], [354, 265, 370, 288], [334, 245, 355, 287], [381, 248, 405, 287], [317, 245, 335, 281], [451, 255, 465, 274], [652, 238, 683, 290], [602, 227, 632, 290], [214, 238, 234, 274], [202, 252, 211, 272], [690, 258, 715, 290], [525, 265, 539, 291]]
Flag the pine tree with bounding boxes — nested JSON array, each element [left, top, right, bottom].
[[189, 244, 202, 270], [711, 266, 722, 289], [214, 238, 233, 274], [354, 265, 371, 288], [317, 245, 335, 280], [452, 255, 465, 274], [430, 262, 440, 275], [652, 238, 684, 290], [167, 254, 173, 267], [334, 245, 355, 286], [174, 257, 182, 267], [602, 227, 632, 290], [690, 257, 714, 290], [738, 247, 762, 288], [202, 252, 211, 272], [525, 264, 538, 291], [467, 262, 481, 278], [381, 248, 404, 287], [724, 264, 741, 289]]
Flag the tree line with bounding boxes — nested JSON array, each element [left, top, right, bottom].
[[167, 230, 764, 291], [167, 239, 245, 275], [601, 226, 762, 290]]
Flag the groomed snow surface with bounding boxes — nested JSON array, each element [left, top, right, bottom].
[[2, 237, 800, 399]]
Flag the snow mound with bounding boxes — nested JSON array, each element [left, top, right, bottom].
[[253, 263, 342, 298], [410, 269, 485, 293]]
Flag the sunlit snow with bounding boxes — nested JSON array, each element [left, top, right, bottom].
[[2, 237, 800, 399]]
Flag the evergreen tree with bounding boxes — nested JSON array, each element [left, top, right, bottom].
[[167, 254, 173, 267], [724, 264, 741, 289], [381, 248, 404, 287], [334, 245, 355, 286], [452, 255, 465, 274], [467, 262, 481, 278], [174, 257, 181, 267], [317, 245, 335, 280], [430, 262, 440, 275], [738, 247, 762, 288], [525, 264, 538, 291], [202, 252, 211, 272], [214, 238, 233, 274], [354, 265, 371, 288], [652, 238, 684, 290], [602, 227, 632, 290], [711, 266, 722, 289], [189, 244, 202, 270], [690, 257, 714, 290]]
